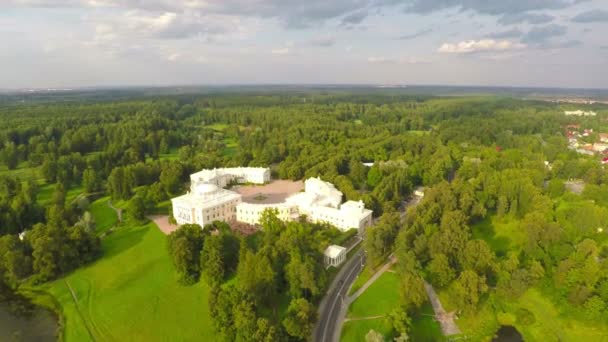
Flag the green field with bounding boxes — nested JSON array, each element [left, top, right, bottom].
[[89, 196, 118, 235], [349, 272, 400, 318], [343, 271, 442, 341], [342, 272, 399, 341], [472, 215, 525, 256], [28, 221, 216, 341]]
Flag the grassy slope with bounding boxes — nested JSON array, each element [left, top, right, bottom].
[[342, 272, 400, 341], [89, 196, 117, 235], [32, 221, 216, 342], [343, 271, 441, 341], [349, 272, 400, 318]]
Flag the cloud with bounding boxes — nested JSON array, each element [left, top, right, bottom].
[[367, 56, 396, 64], [486, 28, 523, 39], [396, 28, 433, 40], [438, 39, 526, 54], [572, 9, 608, 23], [271, 47, 290, 55], [367, 56, 431, 64], [497, 13, 554, 25], [167, 53, 181, 62], [400, 0, 580, 16], [308, 36, 336, 47], [4, 0, 586, 30], [521, 24, 567, 44], [341, 10, 368, 25]]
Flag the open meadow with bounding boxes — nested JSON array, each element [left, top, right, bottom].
[[28, 219, 216, 341]]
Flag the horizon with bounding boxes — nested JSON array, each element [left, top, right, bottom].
[[1, 0, 607, 89]]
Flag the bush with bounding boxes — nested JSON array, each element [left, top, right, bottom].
[[515, 307, 536, 326]]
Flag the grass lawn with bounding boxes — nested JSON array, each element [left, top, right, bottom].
[[342, 272, 400, 341], [89, 196, 118, 235], [472, 215, 525, 256], [341, 317, 394, 342], [501, 289, 608, 342], [223, 137, 238, 157], [206, 123, 229, 131], [0, 162, 41, 180], [349, 272, 400, 318], [348, 265, 375, 296], [27, 221, 216, 342], [409, 302, 444, 342]]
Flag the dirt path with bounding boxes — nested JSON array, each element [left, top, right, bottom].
[[423, 281, 461, 336], [348, 255, 396, 303], [149, 215, 180, 235], [65, 280, 96, 342], [344, 315, 385, 322], [107, 200, 122, 223]]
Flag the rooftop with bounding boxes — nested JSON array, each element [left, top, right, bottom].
[[324, 245, 347, 259]]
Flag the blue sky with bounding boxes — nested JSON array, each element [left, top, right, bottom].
[[1, 0, 607, 89]]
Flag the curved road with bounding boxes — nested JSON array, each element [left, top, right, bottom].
[[313, 250, 365, 342], [313, 192, 424, 342]]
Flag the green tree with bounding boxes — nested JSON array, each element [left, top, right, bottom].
[[282, 298, 316, 340], [82, 168, 100, 193], [428, 253, 455, 288], [452, 270, 488, 313], [127, 195, 147, 223], [167, 224, 205, 284], [201, 235, 225, 285]]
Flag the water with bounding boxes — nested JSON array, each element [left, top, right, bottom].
[[492, 325, 524, 342], [0, 302, 58, 342]]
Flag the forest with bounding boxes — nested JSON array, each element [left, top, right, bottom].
[[0, 91, 607, 341]]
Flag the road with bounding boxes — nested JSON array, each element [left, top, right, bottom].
[[313, 249, 365, 342]]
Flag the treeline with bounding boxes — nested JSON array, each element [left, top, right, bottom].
[[363, 141, 608, 339], [166, 211, 346, 341], [0, 178, 100, 285]]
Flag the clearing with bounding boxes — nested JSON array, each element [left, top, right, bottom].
[[27, 221, 216, 341]]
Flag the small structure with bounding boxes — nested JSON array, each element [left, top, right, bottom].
[[565, 110, 597, 116], [602, 157, 608, 165], [414, 187, 425, 198], [600, 133, 608, 143], [593, 143, 608, 152], [324, 245, 347, 267]]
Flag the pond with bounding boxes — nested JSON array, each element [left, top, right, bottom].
[[0, 301, 58, 342], [492, 325, 524, 342]]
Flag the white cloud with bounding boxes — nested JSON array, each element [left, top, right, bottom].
[[438, 39, 526, 54], [167, 53, 181, 61], [368, 56, 395, 64], [271, 47, 290, 54], [367, 56, 431, 64]]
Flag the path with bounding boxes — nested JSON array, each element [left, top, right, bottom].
[[423, 281, 461, 336], [107, 200, 122, 223], [149, 215, 180, 235], [344, 315, 385, 322], [65, 280, 96, 342], [348, 255, 396, 302]]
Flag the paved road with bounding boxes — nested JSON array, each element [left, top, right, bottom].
[[313, 249, 365, 342]]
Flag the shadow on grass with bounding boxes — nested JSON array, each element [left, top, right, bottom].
[[100, 224, 149, 261]]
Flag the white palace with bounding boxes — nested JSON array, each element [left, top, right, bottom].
[[171, 167, 373, 234]]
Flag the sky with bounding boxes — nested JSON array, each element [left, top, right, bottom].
[[1, 0, 607, 89]]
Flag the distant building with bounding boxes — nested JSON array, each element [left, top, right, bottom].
[[602, 157, 608, 165], [593, 143, 608, 152], [172, 183, 242, 226], [172, 169, 373, 234], [190, 167, 270, 187], [324, 245, 347, 267], [600, 133, 608, 143], [565, 110, 597, 116]]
